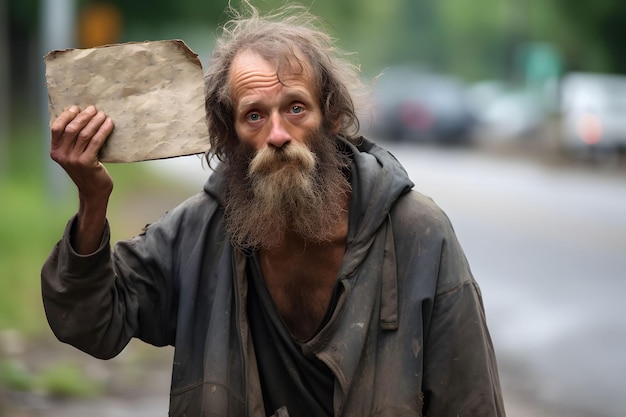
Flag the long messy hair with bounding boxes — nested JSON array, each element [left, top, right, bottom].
[[204, 1, 365, 164]]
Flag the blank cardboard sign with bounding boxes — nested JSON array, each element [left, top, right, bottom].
[[45, 40, 210, 162]]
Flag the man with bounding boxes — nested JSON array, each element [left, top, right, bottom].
[[42, 4, 506, 417]]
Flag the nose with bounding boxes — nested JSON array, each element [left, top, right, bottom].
[[266, 113, 291, 148]]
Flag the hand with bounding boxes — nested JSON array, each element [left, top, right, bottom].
[[50, 105, 115, 200], [50, 105, 115, 254]]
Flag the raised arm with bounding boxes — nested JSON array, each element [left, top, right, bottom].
[[49, 105, 114, 254]]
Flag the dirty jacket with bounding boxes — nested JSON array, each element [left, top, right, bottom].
[[41, 137, 506, 417]]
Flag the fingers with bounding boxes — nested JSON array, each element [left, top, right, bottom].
[[50, 105, 114, 164], [49, 106, 116, 200], [84, 116, 114, 155], [72, 107, 107, 152], [50, 105, 80, 129], [50, 105, 80, 150]]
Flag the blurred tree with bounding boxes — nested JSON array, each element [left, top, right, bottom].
[[381, 0, 445, 70], [1, 0, 8, 177], [101, 0, 228, 26], [435, 0, 511, 80], [8, 0, 41, 119], [552, 0, 626, 73], [8, 0, 38, 30]]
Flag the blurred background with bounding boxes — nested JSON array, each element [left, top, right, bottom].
[[1, 0, 625, 416]]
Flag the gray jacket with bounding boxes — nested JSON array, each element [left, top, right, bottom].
[[42, 138, 506, 416]]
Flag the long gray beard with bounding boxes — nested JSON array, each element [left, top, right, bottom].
[[222, 132, 351, 250]]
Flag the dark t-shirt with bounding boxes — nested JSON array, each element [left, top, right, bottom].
[[247, 256, 336, 417]]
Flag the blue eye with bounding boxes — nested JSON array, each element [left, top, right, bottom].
[[291, 105, 303, 114], [248, 113, 260, 122]]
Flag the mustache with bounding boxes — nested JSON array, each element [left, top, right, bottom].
[[248, 143, 316, 177]]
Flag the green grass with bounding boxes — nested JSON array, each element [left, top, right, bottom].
[[34, 360, 105, 398], [0, 358, 104, 398], [0, 359, 34, 391]]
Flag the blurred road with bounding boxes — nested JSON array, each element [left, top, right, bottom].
[[35, 141, 626, 416]]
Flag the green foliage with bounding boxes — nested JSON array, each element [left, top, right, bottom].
[[34, 361, 104, 398], [101, 0, 229, 25], [0, 359, 103, 398], [8, 0, 38, 31], [0, 360, 34, 391], [10, 0, 626, 74], [551, 0, 626, 73]]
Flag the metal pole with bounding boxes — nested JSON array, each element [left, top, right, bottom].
[[41, 0, 76, 201]]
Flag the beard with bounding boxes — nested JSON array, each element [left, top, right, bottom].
[[222, 127, 351, 250]]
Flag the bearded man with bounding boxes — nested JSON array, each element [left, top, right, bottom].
[[42, 4, 506, 417]]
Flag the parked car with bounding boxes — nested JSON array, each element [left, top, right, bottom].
[[560, 72, 626, 155], [467, 80, 548, 141], [369, 67, 475, 144]]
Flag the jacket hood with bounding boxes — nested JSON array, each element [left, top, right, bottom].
[[202, 163, 225, 204], [340, 137, 414, 278], [202, 136, 414, 256]]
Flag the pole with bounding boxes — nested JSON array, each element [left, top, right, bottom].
[[40, 0, 76, 201]]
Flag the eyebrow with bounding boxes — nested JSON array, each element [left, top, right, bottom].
[[237, 89, 315, 113]]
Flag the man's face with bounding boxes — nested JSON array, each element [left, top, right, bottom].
[[229, 49, 323, 152], [223, 50, 350, 249]]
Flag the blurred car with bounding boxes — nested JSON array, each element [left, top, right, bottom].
[[369, 66, 475, 144], [467, 80, 548, 142], [560, 72, 626, 155]]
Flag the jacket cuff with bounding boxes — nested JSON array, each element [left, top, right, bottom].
[[58, 214, 112, 280]]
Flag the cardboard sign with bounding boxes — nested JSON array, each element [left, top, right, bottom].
[[45, 40, 210, 162]]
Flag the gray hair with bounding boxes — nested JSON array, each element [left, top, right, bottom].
[[204, 2, 365, 163]]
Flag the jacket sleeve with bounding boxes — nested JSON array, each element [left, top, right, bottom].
[[41, 214, 179, 359], [422, 231, 506, 417]]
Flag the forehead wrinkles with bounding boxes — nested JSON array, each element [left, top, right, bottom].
[[230, 67, 309, 92], [229, 55, 280, 103], [231, 70, 281, 93], [229, 50, 315, 99]]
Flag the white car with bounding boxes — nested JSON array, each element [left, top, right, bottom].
[[561, 72, 626, 154]]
